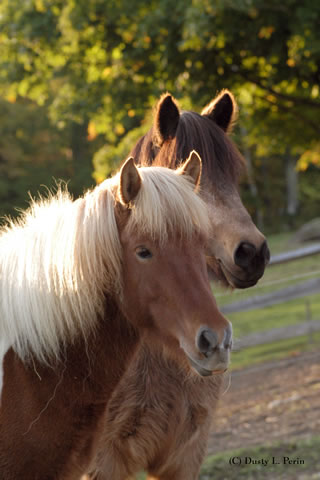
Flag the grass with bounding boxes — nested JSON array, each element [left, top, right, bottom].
[[199, 435, 320, 480], [231, 330, 320, 370], [136, 436, 320, 480], [229, 292, 320, 339], [265, 231, 295, 254]]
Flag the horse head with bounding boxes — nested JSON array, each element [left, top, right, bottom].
[[131, 91, 270, 289], [116, 154, 232, 376]]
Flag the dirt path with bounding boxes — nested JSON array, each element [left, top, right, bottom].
[[208, 350, 320, 455]]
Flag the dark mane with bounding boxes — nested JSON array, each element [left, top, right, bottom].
[[131, 110, 246, 187]]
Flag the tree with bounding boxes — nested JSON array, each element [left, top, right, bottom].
[[0, 0, 319, 229]]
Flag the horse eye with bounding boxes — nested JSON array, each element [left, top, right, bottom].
[[135, 247, 153, 260]]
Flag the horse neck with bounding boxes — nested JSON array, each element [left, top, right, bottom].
[[0, 299, 140, 479], [9, 296, 141, 407], [65, 298, 140, 402]]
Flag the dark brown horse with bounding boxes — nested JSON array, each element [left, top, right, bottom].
[[0, 155, 231, 479], [132, 89, 270, 287], [89, 91, 269, 480]]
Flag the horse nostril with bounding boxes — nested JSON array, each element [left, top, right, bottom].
[[196, 328, 218, 356], [261, 241, 270, 265], [234, 242, 257, 268]]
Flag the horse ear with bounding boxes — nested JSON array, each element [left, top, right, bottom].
[[119, 157, 142, 205], [178, 150, 202, 190], [154, 93, 180, 144], [201, 89, 238, 133]]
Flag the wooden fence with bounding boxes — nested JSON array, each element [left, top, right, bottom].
[[269, 242, 320, 265], [234, 319, 320, 350], [221, 243, 320, 349], [221, 278, 320, 315]]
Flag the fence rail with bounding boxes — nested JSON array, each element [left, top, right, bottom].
[[235, 319, 320, 349], [221, 278, 320, 314], [269, 242, 320, 265], [221, 244, 320, 349]]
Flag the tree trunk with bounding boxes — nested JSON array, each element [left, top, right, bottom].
[[70, 120, 93, 197], [286, 154, 299, 217], [240, 126, 264, 231]]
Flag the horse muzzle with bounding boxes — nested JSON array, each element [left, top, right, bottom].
[[181, 324, 232, 377], [187, 355, 229, 377]]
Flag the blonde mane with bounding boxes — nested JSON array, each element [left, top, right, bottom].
[[0, 166, 210, 364]]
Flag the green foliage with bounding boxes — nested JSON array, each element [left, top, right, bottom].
[[0, 98, 97, 219], [93, 123, 149, 182], [0, 98, 71, 218], [0, 0, 319, 228]]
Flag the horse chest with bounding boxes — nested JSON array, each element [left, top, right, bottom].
[[98, 357, 216, 473]]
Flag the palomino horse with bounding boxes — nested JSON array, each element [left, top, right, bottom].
[[0, 154, 231, 479], [89, 92, 269, 480]]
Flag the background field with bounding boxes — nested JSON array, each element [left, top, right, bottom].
[[217, 232, 320, 370], [203, 232, 320, 480]]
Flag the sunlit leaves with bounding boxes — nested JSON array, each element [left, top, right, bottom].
[[258, 26, 275, 39], [92, 123, 147, 182], [297, 144, 320, 172], [87, 121, 97, 141], [0, 0, 319, 229]]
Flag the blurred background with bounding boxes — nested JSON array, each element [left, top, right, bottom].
[[0, 0, 319, 478]]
